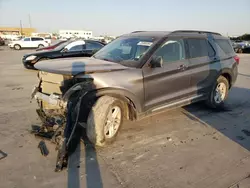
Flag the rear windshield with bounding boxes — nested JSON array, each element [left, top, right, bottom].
[[214, 39, 234, 55]]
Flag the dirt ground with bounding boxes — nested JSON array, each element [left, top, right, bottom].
[[0, 46, 250, 188]]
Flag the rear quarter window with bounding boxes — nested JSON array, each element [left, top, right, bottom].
[[187, 38, 215, 58], [214, 39, 234, 55]]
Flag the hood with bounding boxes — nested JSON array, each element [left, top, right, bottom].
[[34, 57, 132, 75]]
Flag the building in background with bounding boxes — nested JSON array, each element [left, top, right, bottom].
[[59, 30, 93, 39], [31, 33, 52, 38], [0, 27, 36, 39]]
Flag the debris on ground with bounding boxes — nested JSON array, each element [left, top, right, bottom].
[[166, 137, 172, 141], [38, 141, 49, 156], [12, 87, 23, 90], [0, 150, 7, 160]]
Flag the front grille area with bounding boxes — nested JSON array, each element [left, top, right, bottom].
[[38, 72, 68, 109]]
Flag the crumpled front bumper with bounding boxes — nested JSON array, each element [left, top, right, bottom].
[[32, 86, 67, 109]]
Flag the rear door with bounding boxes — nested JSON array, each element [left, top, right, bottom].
[[62, 43, 85, 58], [31, 37, 41, 48], [186, 38, 217, 96], [84, 41, 104, 56], [143, 38, 192, 111]]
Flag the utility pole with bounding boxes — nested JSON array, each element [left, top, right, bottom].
[[20, 20, 23, 36], [28, 14, 32, 28]]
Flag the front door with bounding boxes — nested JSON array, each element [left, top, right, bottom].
[[143, 38, 193, 111], [22, 37, 32, 48]]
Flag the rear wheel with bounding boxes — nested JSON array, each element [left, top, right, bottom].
[[86, 96, 124, 146], [14, 44, 21, 50], [206, 76, 229, 109]]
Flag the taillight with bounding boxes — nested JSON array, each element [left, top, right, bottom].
[[234, 55, 240, 64]]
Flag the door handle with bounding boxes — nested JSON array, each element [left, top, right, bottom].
[[178, 64, 188, 71]]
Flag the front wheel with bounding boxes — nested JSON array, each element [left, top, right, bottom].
[[206, 76, 229, 109], [14, 44, 21, 50], [86, 96, 124, 146]]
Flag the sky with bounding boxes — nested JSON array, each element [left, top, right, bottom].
[[0, 0, 249, 36]]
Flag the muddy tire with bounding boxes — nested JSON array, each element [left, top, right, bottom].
[[14, 44, 21, 50], [206, 76, 229, 109], [38, 44, 44, 48], [86, 96, 124, 146]]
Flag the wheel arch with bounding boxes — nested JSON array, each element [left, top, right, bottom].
[[221, 69, 233, 88], [93, 88, 140, 120], [63, 84, 141, 121]]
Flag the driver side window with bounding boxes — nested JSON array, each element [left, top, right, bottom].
[[24, 38, 30, 41], [153, 39, 186, 63]]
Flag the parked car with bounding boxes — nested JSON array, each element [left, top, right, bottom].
[[0, 37, 5, 46], [23, 40, 105, 69], [232, 40, 250, 53], [36, 40, 67, 51], [32, 30, 238, 168], [8, 37, 50, 50]]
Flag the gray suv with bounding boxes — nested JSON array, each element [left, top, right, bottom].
[[32, 30, 238, 164]]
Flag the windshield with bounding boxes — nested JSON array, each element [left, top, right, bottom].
[[93, 36, 157, 67]]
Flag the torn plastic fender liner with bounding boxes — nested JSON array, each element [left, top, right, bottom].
[[55, 91, 87, 171], [62, 80, 94, 101], [65, 91, 87, 146]]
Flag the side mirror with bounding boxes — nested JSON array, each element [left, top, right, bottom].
[[61, 48, 68, 53], [150, 56, 163, 68]]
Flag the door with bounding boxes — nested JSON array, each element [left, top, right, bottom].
[[84, 41, 104, 57], [31, 37, 42, 48], [62, 42, 86, 58], [22, 37, 32, 47], [186, 38, 217, 96], [143, 38, 192, 111]]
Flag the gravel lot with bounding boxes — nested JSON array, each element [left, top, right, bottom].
[[0, 46, 250, 188]]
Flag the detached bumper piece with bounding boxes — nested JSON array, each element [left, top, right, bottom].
[[31, 89, 84, 172], [38, 141, 49, 156]]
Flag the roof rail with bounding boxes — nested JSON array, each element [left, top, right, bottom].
[[131, 31, 145, 33], [172, 30, 221, 36]]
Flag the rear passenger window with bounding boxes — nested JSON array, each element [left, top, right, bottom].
[[31, 37, 43, 41], [86, 42, 104, 50], [187, 39, 215, 58], [153, 39, 186, 63], [214, 39, 234, 55]]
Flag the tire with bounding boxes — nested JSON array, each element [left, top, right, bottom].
[[86, 96, 124, 146], [206, 76, 229, 109], [23, 63, 33, 69], [38, 44, 44, 48], [38, 58, 49, 62], [14, 44, 21, 50], [238, 48, 243, 53]]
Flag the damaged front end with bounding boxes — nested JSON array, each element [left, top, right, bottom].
[[31, 71, 90, 172]]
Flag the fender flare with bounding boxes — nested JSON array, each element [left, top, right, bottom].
[[63, 83, 142, 113]]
